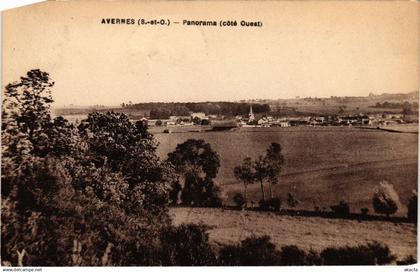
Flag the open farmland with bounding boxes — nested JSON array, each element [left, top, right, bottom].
[[170, 207, 417, 260], [156, 126, 418, 215]]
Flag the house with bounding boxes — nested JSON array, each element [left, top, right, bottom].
[[279, 120, 290, 127], [257, 117, 269, 125], [190, 112, 206, 119]]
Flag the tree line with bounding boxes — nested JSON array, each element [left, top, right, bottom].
[[121, 102, 271, 119]]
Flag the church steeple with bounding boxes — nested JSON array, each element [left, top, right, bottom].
[[249, 105, 255, 122]]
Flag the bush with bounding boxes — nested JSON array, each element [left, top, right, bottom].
[[217, 238, 397, 266], [397, 255, 417, 265], [366, 241, 396, 265], [218, 235, 281, 265], [287, 193, 299, 208], [160, 224, 216, 266], [217, 245, 242, 266], [407, 190, 417, 223], [372, 181, 401, 217], [321, 241, 395, 265], [306, 249, 323, 265], [201, 119, 210, 126], [233, 193, 245, 208], [361, 208, 369, 216], [259, 197, 281, 212], [279, 245, 306, 265], [330, 201, 350, 217]]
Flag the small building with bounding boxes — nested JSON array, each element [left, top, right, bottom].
[[279, 121, 290, 127], [190, 112, 206, 119]]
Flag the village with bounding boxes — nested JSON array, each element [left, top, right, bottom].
[[143, 105, 416, 131]]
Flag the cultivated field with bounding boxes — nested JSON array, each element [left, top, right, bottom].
[[170, 207, 417, 260], [156, 126, 418, 215]]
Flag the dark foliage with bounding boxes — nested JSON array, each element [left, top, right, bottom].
[[279, 245, 306, 265], [1, 70, 173, 266], [130, 102, 271, 118], [259, 197, 281, 212], [218, 238, 396, 266], [372, 101, 418, 113], [407, 191, 417, 223], [217, 244, 243, 266], [233, 193, 245, 208], [201, 119, 210, 126], [287, 193, 299, 208], [305, 249, 323, 265], [396, 255, 417, 265], [218, 235, 281, 266], [167, 139, 221, 207], [366, 241, 397, 265], [330, 201, 350, 217], [321, 241, 395, 265], [372, 181, 400, 217], [160, 224, 216, 266], [360, 208, 369, 216]]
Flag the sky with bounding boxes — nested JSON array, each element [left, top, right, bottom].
[[3, 0, 419, 107]]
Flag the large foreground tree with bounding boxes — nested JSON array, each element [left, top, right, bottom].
[[1, 70, 174, 266]]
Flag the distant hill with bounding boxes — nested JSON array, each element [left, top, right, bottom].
[[53, 91, 418, 118], [266, 91, 419, 116]]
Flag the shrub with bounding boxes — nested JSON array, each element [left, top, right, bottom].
[[366, 241, 396, 265], [330, 201, 350, 217], [397, 255, 417, 265], [321, 246, 371, 265], [218, 235, 281, 265], [233, 193, 245, 208], [361, 208, 369, 216], [217, 245, 242, 266], [321, 241, 395, 265], [259, 197, 281, 212], [407, 190, 417, 223], [287, 193, 299, 208], [372, 181, 401, 217], [160, 224, 216, 266], [280, 245, 306, 265], [201, 119, 210, 126], [306, 249, 323, 265]]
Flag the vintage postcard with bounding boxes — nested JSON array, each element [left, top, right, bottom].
[[1, 0, 418, 269]]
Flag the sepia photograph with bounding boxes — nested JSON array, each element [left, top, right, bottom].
[[1, 0, 419, 268]]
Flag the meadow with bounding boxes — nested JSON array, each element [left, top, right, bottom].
[[170, 207, 417, 260], [156, 126, 418, 215]]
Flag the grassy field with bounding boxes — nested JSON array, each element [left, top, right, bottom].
[[170, 207, 417, 260], [156, 126, 418, 215]]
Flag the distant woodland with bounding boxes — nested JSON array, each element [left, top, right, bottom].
[[122, 102, 271, 119]]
